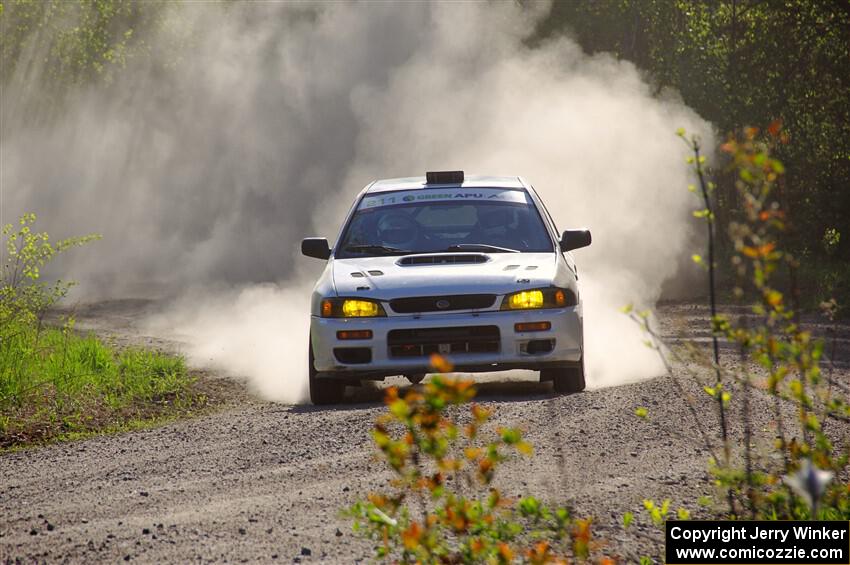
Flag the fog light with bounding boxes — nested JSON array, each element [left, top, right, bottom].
[[526, 339, 554, 354], [506, 290, 544, 309], [515, 321, 551, 332], [334, 347, 371, 364], [337, 330, 373, 340]]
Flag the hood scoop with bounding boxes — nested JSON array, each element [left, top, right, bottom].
[[398, 254, 488, 266]]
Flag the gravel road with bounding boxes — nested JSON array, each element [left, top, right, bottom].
[[2, 301, 848, 563]]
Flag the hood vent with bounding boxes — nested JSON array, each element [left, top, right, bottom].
[[398, 254, 488, 266]]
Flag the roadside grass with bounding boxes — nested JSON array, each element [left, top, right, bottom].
[[1, 213, 212, 450], [0, 319, 207, 449]]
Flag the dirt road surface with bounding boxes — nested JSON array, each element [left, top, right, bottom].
[[2, 301, 848, 563]]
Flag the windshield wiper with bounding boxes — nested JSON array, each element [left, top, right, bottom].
[[344, 244, 412, 255], [442, 244, 520, 253]]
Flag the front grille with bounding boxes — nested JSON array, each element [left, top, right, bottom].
[[388, 326, 500, 358], [389, 294, 496, 314]]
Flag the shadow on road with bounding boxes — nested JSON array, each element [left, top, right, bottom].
[[287, 376, 558, 414]]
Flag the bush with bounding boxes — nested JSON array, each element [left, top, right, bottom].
[[628, 126, 850, 553], [347, 364, 614, 563], [0, 213, 203, 447]]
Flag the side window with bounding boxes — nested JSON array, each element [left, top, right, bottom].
[[529, 186, 560, 239], [528, 186, 577, 277]]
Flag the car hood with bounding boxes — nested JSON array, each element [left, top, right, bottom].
[[331, 253, 558, 299]]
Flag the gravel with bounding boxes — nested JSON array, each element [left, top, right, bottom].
[[2, 301, 848, 562]]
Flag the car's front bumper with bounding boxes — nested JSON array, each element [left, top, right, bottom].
[[310, 305, 582, 379]]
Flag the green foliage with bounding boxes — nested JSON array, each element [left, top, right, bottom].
[[1, 212, 100, 329], [0, 320, 200, 447], [823, 228, 840, 256], [347, 370, 614, 563], [704, 127, 849, 520], [628, 129, 849, 561], [0, 0, 169, 86], [642, 499, 670, 527], [0, 213, 202, 447], [538, 1, 850, 308], [0, 0, 181, 121]]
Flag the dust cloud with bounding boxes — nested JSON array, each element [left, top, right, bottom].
[[2, 2, 711, 402], [145, 284, 311, 403]]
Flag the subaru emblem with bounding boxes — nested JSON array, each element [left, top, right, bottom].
[[436, 299, 450, 310]]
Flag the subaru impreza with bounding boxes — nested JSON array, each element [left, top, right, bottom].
[[301, 171, 590, 404]]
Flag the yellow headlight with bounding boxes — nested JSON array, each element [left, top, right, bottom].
[[507, 290, 544, 309], [341, 299, 381, 317]]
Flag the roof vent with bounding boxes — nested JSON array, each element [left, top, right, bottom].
[[425, 170, 464, 184]]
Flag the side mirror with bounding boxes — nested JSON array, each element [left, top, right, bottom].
[[301, 237, 331, 260], [560, 229, 591, 252]]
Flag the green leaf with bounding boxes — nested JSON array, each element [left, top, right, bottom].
[[500, 428, 522, 445], [519, 496, 541, 517], [389, 399, 410, 419], [555, 508, 569, 523]]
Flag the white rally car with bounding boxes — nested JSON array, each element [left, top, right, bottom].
[[301, 171, 591, 404]]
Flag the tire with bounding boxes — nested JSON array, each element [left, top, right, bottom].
[[405, 373, 425, 385], [541, 357, 586, 395], [309, 339, 345, 405]]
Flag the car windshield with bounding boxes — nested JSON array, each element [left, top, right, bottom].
[[336, 188, 554, 258]]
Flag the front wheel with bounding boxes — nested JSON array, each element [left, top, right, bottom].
[[309, 339, 345, 405], [540, 357, 586, 395]]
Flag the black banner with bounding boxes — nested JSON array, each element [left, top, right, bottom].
[[666, 521, 850, 564]]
